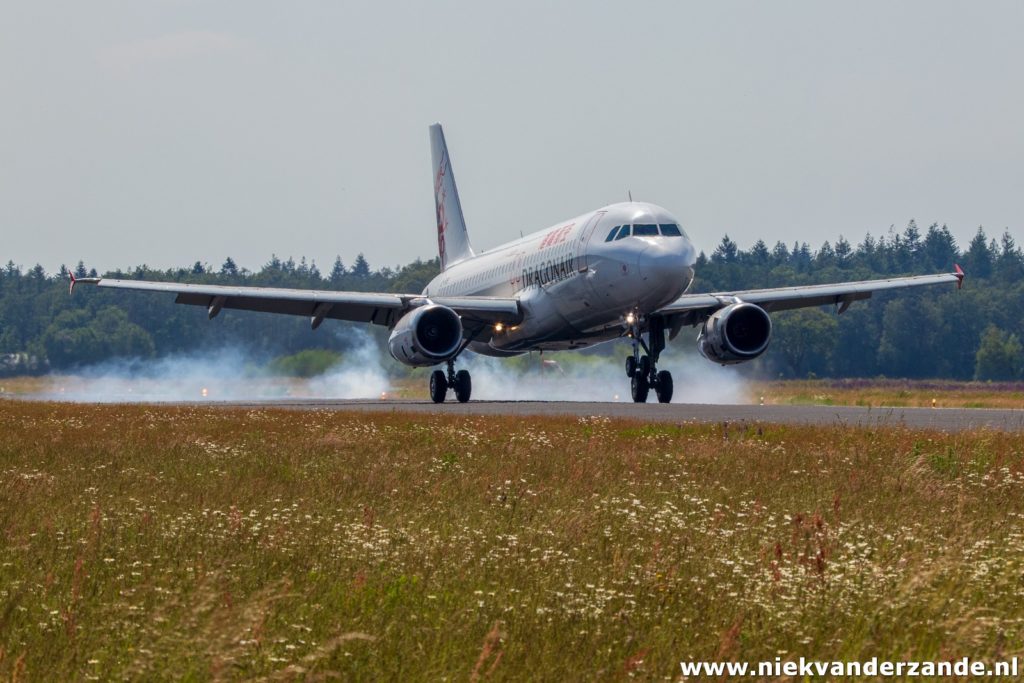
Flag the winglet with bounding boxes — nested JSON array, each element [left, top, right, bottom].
[[68, 273, 101, 294], [954, 263, 965, 290]]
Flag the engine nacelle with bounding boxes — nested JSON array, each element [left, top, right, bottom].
[[388, 305, 463, 367], [697, 303, 772, 364]]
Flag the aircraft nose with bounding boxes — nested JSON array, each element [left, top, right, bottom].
[[639, 242, 693, 285]]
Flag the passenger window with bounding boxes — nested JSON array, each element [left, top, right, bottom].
[[634, 224, 658, 237], [614, 225, 631, 240], [604, 225, 621, 242], [660, 223, 682, 237]]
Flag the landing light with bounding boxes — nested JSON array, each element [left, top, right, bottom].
[[625, 312, 636, 325]]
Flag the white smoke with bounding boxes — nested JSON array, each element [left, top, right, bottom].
[[463, 343, 751, 404], [306, 339, 389, 399], [33, 338, 390, 403], [27, 336, 751, 405]]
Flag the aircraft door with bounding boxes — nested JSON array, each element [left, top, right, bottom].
[[575, 211, 608, 272]]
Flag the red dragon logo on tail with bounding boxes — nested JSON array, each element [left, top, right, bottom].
[[434, 152, 448, 266]]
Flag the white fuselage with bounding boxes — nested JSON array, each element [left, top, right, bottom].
[[422, 201, 697, 355]]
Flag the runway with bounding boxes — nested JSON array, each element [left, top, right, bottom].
[[206, 399, 1024, 432]]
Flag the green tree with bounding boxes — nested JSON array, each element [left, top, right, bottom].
[[712, 235, 738, 263], [831, 305, 880, 376], [816, 241, 835, 268], [41, 310, 102, 367], [42, 307, 154, 369], [922, 223, 959, 271], [834, 236, 852, 266], [933, 289, 992, 380], [901, 219, 922, 270], [790, 242, 813, 272], [92, 307, 156, 359], [963, 228, 993, 279], [857, 233, 881, 271], [351, 253, 371, 278], [747, 239, 770, 266], [995, 231, 1024, 283], [771, 308, 838, 377], [974, 325, 1022, 380], [390, 258, 440, 294], [877, 297, 941, 378], [329, 256, 346, 286], [770, 241, 789, 266]]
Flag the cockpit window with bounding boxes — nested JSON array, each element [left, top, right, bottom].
[[604, 225, 622, 242], [633, 224, 659, 237], [614, 225, 631, 240], [660, 223, 683, 237]]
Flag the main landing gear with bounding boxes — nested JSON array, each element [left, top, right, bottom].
[[625, 314, 673, 404], [429, 358, 472, 404]]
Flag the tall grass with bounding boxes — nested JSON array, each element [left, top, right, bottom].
[[1, 401, 1023, 680]]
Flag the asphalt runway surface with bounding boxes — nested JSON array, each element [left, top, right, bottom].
[[206, 399, 1024, 432]]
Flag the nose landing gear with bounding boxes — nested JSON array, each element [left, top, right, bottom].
[[429, 359, 472, 404], [625, 314, 673, 404]]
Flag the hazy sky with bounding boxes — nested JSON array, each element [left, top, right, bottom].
[[2, 1, 1022, 275]]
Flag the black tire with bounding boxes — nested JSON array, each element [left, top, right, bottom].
[[655, 370, 673, 403], [454, 369, 472, 403], [429, 370, 448, 403], [631, 373, 649, 403], [638, 355, 651, 379], [625, 356, 637, 378]]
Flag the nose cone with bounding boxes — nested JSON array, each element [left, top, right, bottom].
[[639, 240, 696, 286]]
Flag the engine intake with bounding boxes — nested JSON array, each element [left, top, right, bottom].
[[697, 303, 772, 364], [388, 305, 463, 367]]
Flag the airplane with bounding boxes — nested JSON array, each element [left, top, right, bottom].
[[70, 123, 965, 404]]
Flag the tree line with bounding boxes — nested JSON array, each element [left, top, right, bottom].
[[692, 221, 1024, 380], [0, 253, 438, 376], [0, 220, 1022, 380]]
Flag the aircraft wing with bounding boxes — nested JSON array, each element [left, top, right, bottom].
[[69, 276, 522, 331], [655, 268, 964, 332]]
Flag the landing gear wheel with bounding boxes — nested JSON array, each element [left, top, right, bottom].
[[429, 370, 448, 404], [453, 369, 472, 403], [655, 370, 673, 404], [638, 355, 651, 379], [631, 373, 650, 403], [625, 356, 637, 378]]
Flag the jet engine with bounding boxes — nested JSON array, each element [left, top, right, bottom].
[[697, 303, 772, 364], [388, 305, 464, 367]]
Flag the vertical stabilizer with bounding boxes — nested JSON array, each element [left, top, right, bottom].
[[430, 123, 474, 270]]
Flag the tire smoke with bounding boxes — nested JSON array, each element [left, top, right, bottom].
[[25, 337, 750, 405], [463, 346, 751, 404], [31, 337, 390, 403]]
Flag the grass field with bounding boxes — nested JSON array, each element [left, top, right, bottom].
[[757, 379, 1024, 410], [2, 400, 1024, 680]]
